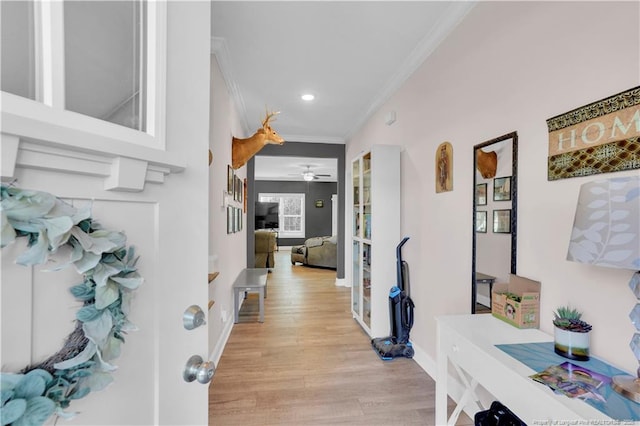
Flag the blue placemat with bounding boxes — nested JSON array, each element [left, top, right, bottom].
[[496, 342, 640, 421]]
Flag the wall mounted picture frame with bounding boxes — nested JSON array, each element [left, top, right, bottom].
[[315, 199, 324, 208], [227, 165, 234, 194], [243, 178, 247, 213], [476, 183, 487, 206], [476, 211, 487, 233], [547, 86, 640, 180], [493, 209, 511, 233], [435, 141, 453, 193], [226, 206, 233, 234], [493, 176, 511, 201]]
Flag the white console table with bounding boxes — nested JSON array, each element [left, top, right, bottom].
[[436, 314, 614, 424]]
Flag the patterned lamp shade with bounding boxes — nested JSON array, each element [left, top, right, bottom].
[[567, 175, 640, 403], [567, 176, 640, 270]]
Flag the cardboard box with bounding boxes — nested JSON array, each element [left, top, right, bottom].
[[491, 274, 540, 329]]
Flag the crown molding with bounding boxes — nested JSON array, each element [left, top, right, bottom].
[[345, 1, 477, 141], [211, 36, 250, 136], [280, 134, 345, 145]]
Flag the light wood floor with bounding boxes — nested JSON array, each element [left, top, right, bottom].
[[209, 250, 472, 425]]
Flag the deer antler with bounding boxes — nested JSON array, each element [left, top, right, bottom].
[[262, 109, 280, 127]]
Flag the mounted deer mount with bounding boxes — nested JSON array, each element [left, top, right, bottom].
[[232, 110, 285, 169], [476, 148, 497, 179]]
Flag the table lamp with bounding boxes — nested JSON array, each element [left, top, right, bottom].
[[566, 175, 640, 403]]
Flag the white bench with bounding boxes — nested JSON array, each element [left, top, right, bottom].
[[233, 268, 268, 323]]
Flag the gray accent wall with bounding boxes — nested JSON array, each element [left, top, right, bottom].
[[255, 180, 337, 246], [246, 142, 345, 279]]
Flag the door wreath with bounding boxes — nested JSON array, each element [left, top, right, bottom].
[[0, 186, 143, 426]]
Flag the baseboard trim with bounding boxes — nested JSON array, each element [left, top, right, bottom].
[[209, 313, 234, 366]]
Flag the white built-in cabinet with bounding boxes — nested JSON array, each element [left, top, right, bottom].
[[351, 145, 400, 338]]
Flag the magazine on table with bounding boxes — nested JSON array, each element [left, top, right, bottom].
[[529, 362, 611, 402]]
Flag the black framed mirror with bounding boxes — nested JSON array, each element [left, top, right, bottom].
[[472, 132, 518, 314]]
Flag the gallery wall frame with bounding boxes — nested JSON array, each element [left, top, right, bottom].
[[493, 209, 511, 234], [227, 165, 234, 194], [476, 183, 487, 206], [493, 176, 511, 201], [476, 211, 487, 233]]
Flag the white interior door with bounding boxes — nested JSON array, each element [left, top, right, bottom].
[[0, 3, 211, 425]]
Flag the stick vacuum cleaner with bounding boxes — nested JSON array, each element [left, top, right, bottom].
[[371, 237, 415, 360]]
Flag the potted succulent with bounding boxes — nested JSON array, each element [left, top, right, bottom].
[[553, 306, 592, 361]]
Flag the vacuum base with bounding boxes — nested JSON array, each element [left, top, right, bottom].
[[371, 337, 414, 360]]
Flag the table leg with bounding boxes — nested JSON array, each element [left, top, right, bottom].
[[435, 327, 448, 425], [259, 287, 264, 323], [234, 288, 239, 323]]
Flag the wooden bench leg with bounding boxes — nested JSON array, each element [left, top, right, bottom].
[[234, 287, 240, 323], [259, 287, 264, 323]]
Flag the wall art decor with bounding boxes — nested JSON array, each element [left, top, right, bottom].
[[227, 165, 234, 194], [227, 206, 233, 234], [476, 183, 487, 206], [435, 141, 453, 193], [0, 186, 143, 425], [493, 209, 511, 234], [476, 211, 487, 233], [315, 199, 324, 208], [493, 176, 512, 201], [231, 110, 285, 169], [243, 178, 247, 213], [547, 86, 640, 180]]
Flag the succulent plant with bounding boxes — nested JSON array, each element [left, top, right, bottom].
[[553, 306, 592, 333]]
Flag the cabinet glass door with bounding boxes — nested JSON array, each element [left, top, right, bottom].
[[362, 153, 372, 240], [352, 159, 360, 238], [363, 243, 372, 328], [352, 241, 360, 315]]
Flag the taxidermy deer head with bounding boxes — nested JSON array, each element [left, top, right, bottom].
[[476, 148, 497, 179], [232, 110, 285, 169]]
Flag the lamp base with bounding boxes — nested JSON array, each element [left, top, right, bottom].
[[611, 375, 640, 404]]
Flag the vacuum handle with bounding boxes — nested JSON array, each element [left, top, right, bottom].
[[402, 296, 414, 330]]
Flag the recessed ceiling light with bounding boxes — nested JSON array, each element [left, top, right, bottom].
[[301, 94, 315, 101]]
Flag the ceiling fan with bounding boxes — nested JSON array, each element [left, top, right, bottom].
[[291, 165, 331, 181]]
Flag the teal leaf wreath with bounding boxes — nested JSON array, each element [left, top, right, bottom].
[[0, 186, 143, 426]]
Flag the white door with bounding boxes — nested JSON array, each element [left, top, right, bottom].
[[0, 2, 211, 425]]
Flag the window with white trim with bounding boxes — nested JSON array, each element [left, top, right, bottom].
[[259, 193, 305, 238], [0, 0, 166, 149]]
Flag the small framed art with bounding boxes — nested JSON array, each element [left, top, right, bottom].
[[493, 209, 511, 233], [493, 176, 511, 201], [227, 166, 234, 194], [476, 211, 487, 233], [476, 183, 487, 206]]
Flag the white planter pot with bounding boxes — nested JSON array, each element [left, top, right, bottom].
[[554, 326, 590, 361]]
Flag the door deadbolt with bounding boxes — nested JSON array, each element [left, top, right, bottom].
[[183, 355, 215, 384], [183, 305, 206, 330]]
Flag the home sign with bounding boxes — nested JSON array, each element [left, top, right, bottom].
[[547, 86, 639, 180]]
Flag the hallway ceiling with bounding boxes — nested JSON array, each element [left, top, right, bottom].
[[211, 1, 475, 145]]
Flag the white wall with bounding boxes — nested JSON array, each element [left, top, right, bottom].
[[347, 1, 640, 374], [208, 55, 248, 362]]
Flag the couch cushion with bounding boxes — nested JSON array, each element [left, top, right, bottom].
[[305, 237, 324, 248]]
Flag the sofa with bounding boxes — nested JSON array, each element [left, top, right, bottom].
[[255, 230, 277, 268], [290, 235, 337, 269]]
